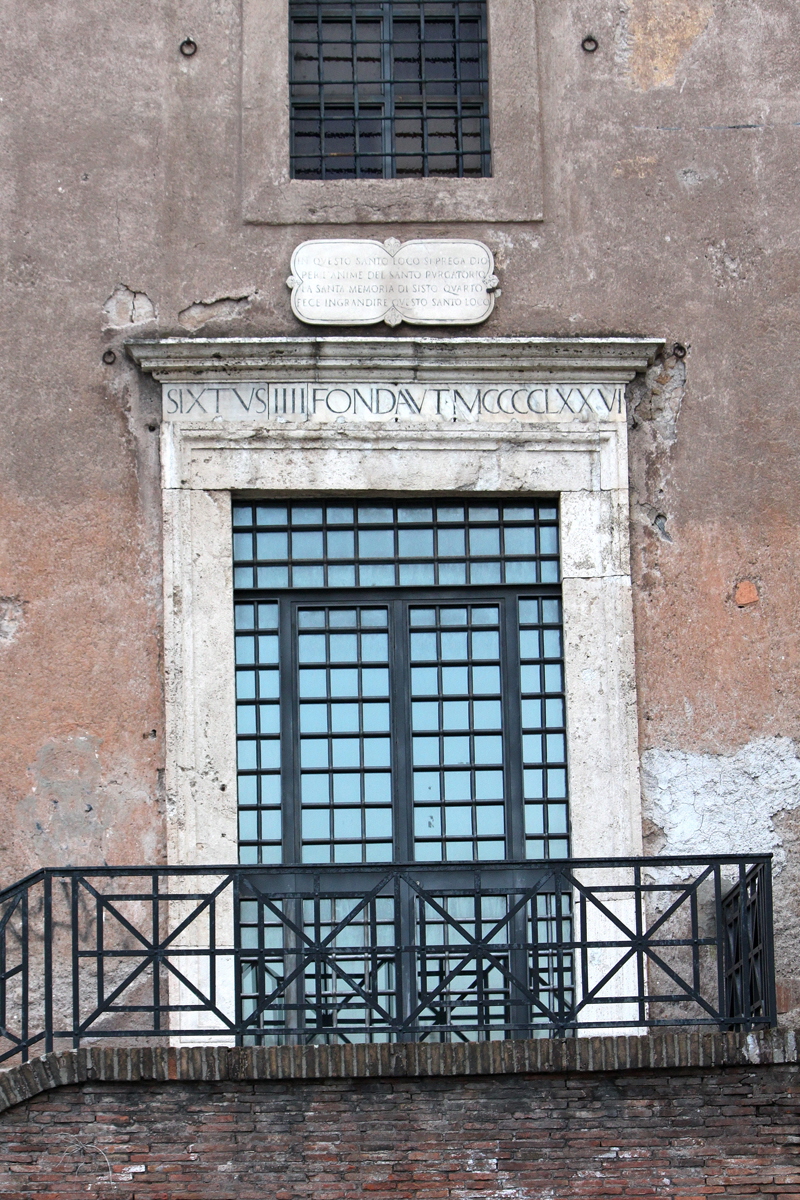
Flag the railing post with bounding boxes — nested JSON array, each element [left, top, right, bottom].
[[43, 873, 52, 1055]]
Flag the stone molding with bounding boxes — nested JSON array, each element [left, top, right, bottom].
[[241, 0, 545, 224], [1, 1032, 797, 1115], [127, 336, 663, 383]]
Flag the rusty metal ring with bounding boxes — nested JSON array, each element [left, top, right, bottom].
[[102, 349, 116, 365], [672, 342, 687, 360], [180, 37, 198, 57], [581, 36, 599, 53]]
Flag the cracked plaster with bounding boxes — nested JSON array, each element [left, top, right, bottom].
[[642, 737, 800, 869]]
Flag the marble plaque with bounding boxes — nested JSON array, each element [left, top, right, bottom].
[[287, 238, 498, 327]]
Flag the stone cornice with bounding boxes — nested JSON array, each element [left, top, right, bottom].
[[127, 336, 664, 383]]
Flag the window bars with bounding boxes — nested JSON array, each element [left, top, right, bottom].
[[289, 1, 491, 179], [0, 857, 776, 1063]]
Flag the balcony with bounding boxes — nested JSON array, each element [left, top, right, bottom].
[[0, 856, 774, 1064]]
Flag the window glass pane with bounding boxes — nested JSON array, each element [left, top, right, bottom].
[[296, 606, 394, 865], [241, 499, 558, 589], [409, 603, 507, 863], [518, 594, 570, 860], [234, 497, 567, 870]]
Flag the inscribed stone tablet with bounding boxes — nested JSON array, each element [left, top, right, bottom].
[[287, 238, 498, 327]]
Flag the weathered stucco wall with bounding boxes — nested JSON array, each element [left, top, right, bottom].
[[0, 1, 798, 993]]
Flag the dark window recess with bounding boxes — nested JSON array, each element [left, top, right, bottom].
[[289, 1, 491, 179], [233, 500, 569, 867]]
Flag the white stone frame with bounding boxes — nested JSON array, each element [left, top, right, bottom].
[[241, 0, 544, 223], [129, 336, 663, 871]]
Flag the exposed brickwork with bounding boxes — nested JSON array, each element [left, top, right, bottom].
[[0, 1035, 799, 1198]]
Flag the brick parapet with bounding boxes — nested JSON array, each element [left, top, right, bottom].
[[1, 1028, 797, 1116]]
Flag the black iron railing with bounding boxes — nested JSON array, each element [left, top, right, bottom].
[[0, 856, 775, 1064]]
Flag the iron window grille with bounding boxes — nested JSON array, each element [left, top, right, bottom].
[[232, 499, 568, 869], [289, 0, 491, 179]]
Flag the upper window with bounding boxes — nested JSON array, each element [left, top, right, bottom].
[[289, 0, 491, 179], [232, 499, 569, 868]]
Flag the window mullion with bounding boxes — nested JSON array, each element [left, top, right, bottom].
[[280, 596, 301, 864], [500, 592, 525, 860], [390, 595, 414, 861]]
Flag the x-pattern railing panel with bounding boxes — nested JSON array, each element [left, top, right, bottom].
[[0, 856, 775, 1062]]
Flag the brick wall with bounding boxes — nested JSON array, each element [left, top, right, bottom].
[[1, 1037, 799, 1198]]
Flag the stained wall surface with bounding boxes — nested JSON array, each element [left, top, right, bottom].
[[0, 2, 799, 1000]]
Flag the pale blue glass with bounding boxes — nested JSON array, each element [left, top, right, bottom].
[[471, 665, 500, 694], [233, 533, 253, 560], [363, 739, 390, 767], [300, 704, 328, 733], [298, 634, 326, 663], [471, 630, 499, 659], [413, 737, 439, 766], [301, 774, 330, 804], [441, 631, 468, 660], [302, 809, 330, 839], [363, 702, 390, 731], [443, 771, 471, 801], [398, 528, 433, 557], [474, 770, 503, 800], [359, 528, 394, 556], [256, 531, 287, 560], [235, 636, 255, 665], [363, 773, 391, 803], [442, 666, 469, 694], [292, 530, 323, 559], [237, 706, 257, 735], [414, 807, 442, 837], [399, 563, 435, 585], [332, 774, 361, 804], [301, 739, 329, 768], [331, 703, 359, 732], [361, 632, 389, 661], [474, 735, 502, 764], [292, 566, 324, 587], [523, 768, 544, 798], [475, 807, 505, 836], [327, 530, 355, 558], [329, 633, 358, 662], [442, 700, 469, 729], [331, 738, 360, 768], [236, 672, 255, 700], [258, 635, 279, 663], [445, 806, 473, 836], [333, 809, 361, 839], [292, 506, 323, 525], [473, 699, 501, 729], [256, 505, 287, 525], [259, 740, 280, 769], [237, 741, 257, 770], [330, 668, 359, 696]]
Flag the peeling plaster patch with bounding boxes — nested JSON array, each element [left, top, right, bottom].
[[642, 738, 800, 869], [707, 240, 744, 287], [103, 283, 156, 327], [0, 595, 25, 644], [629, 352, 686, 544], [178, 292, 257, 331], [617, 0, 714, 90]]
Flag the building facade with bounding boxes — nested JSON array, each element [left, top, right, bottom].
[[1, 0, 800, 1194]]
